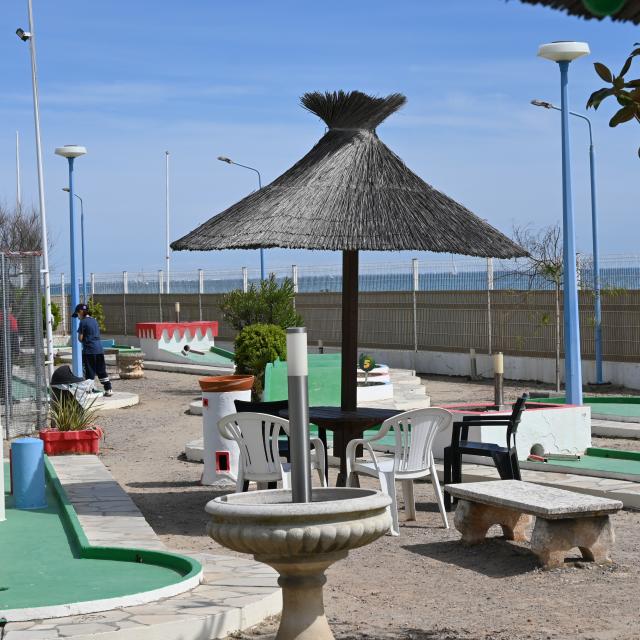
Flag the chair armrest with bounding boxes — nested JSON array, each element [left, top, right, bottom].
[[459, 417, 511, 426], [462, 415, 511, 421], [451, 421, 469, 444], [309, 437, 325, 460], [345, 438, 381, 477]]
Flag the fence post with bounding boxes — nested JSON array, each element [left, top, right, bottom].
[[90, 272, 95, 298], [123, 271, 128, 335], [198, 268, 204, 321], [158, 270, 164, 322], [487, 257, 494, 355], [412, 258, 419, 353], [242, 266, 248, 293], [61, 272, 67, 335], [292, 264, 298, 308]]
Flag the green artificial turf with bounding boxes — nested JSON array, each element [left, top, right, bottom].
[[527, 447, 640, 478], [1, 462, 198, 612], [543, 396, 640, 418]]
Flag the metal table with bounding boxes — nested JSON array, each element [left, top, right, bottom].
[[282, 406, 400, 487]]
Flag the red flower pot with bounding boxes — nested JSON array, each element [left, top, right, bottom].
[[39, 427, 104, 455]]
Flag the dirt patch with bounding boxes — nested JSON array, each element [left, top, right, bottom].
[[86, 370, 640, 639]]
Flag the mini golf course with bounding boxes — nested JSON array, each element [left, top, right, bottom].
[[543, 396, 640, 422], [1, 459, 201, 621], [525, 447, 640, 481]]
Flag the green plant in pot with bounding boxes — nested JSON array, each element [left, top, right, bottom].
[[40, 391, 103, 455], [49, 391, 99, 431]]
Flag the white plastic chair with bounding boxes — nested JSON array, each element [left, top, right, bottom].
[[345, 408, 452, 535], [217, 412, 327, 493]]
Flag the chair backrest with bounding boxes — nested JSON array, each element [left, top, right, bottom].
[[383, 408, 453, 474], [507, 393, 528, 447], [218, 412, 289, 483], [234, 399, 289, 418]]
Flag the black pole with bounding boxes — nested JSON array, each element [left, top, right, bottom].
[[341, 250, 358, 411]]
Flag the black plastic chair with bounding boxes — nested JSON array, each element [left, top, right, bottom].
[[443, 393, 528, 512]]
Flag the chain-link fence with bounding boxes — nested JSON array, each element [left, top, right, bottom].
[[52, 254, 640, 298], [52, 253, 640, 362], [1, 252, 47, 438]]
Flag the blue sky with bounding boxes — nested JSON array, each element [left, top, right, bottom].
[[1, 1, 638, 276]]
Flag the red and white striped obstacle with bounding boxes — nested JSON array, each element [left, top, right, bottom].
[[136, 322, 219, 364]]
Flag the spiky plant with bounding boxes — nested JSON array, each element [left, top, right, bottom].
[[49, 391, 99, 431]]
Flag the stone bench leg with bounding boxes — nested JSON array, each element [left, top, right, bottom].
[[530, 515, 615, 570], [454, 499, 533, 544]]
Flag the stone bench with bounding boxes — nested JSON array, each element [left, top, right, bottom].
[[445, 480, 623, 569]]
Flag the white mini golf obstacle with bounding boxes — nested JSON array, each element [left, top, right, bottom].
[[136, 321, 219, 364], [198, 375, 254, 486]]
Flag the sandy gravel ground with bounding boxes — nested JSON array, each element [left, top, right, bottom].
[[80, 371, 640, 639]]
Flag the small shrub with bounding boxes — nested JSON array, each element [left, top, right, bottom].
[[234, 324, 287, 399], [43, 297, 61, 332], [221, 274, 302, 331], [88, 297, 106, 332]]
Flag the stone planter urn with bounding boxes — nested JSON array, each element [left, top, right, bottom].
[[206, 487, 391, 640], [117, 349, 144, 379]]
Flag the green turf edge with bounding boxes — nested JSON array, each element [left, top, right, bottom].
[[540, 396, 640, 406], [43, 456, 202, 580], [210, 345, 235, 360], [585, 447, 640, 462]]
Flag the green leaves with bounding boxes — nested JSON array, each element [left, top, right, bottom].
[[610, 105, 637, 126], [594, 62, 613, 83], [49, 391, 98, 431], [220, 274, 303, 332], [587, 43, 640, 157], [234, 324, 287, 399]]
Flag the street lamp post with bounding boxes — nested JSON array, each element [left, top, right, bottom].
[[531, 99, 604, 384], [16, 0, 55, 381], [217, 156, 265, 280], [538, 41, 590, 405], [55, 145, 87, 377], [63, 188, 86, 303]]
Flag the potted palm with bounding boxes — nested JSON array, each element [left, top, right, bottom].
[[40, 371, 103, 455]]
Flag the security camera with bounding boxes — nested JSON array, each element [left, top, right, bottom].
[[16, 28, 31, 41]]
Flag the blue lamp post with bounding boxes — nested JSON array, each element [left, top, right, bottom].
[[538, 41, 590, 405], [55, 144, 87, 377], [531, 98, 604, 384], [217, 156, 265, 280], [63, 187, 86, 303]]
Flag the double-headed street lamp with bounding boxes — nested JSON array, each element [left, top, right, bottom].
[[531, 98, 604, 385], [538, 41, 590, 405], [55, 145, 87, 377], [62, 187, 87, 303], [217, 156, 265, 280]]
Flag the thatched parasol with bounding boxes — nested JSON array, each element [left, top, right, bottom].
[[517, 0, 640, 23], [172, 90, 526, 410]]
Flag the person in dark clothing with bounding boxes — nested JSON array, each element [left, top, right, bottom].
[[72, 303, 113, 397]]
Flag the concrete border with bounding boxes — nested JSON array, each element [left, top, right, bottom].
[[592, 419, 640, 438]]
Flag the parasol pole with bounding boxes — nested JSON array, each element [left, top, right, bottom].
[[341, 250, 359, 411]]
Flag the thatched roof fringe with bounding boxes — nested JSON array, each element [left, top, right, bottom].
[[301, 91, 406, 130]]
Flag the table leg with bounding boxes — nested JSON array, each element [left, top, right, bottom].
[[333, 429, 348, 487]]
